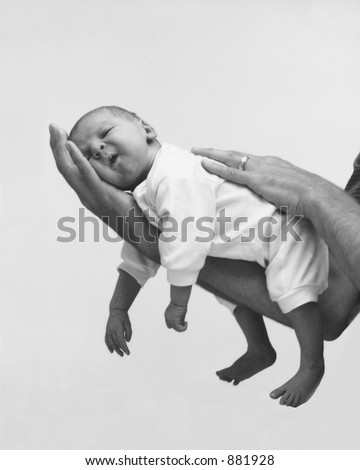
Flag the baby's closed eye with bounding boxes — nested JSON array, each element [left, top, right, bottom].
[[102, 127, 113, 138]]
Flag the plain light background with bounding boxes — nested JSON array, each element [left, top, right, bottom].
[[1, 0, 360, 450]]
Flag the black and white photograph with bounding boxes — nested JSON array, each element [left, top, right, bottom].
[[1, 0, 360, 462]]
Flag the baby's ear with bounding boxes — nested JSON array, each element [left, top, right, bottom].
[[140, 120, 157, 141]]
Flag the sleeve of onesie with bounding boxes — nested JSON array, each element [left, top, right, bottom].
[[117, 241, 160, 287], [154, 175, 217, 286]]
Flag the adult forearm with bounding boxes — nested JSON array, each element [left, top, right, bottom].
[[305, 181, 360, 288], [98, 191, 161, 264]]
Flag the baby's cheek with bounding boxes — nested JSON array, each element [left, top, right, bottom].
[[91, 161, 124, 188]]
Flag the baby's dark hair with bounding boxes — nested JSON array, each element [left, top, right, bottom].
[[69, 105, 140, 140]]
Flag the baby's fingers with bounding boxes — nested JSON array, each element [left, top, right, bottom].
[[116, 329, 130, 355], [106, 330, 126, 357], [105, 333, 114, 354], [174, 321, 188, 332], [124, 321, 132, 342], [165, 315, 173, 329], [166, 318, 188, 332], [111, 334, 125, 357]]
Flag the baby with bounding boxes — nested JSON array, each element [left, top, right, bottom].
[[69, 106, 329, 408]]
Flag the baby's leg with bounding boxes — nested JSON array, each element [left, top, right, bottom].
[[217, 305, 276, 385], [270, 302, 325, 407]]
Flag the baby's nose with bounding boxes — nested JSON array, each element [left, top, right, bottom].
[[93, 143, 106, 159]]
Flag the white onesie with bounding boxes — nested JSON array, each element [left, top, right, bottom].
[[118, 143, 328, 313]]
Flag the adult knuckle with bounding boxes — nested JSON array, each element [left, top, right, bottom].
[[267, 176, 277, 187], [228, 150, 240, 159], [266, 155, 280, 164]]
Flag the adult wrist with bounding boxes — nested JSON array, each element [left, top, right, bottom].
[[301, 174, 334, 220]]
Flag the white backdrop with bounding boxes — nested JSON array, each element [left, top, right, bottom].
[[1, 0, 360, 449]]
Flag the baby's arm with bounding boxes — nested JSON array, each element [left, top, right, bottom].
[[164, 285, 192, 332], [107, 241, 160, 355], [154, 175, 217, 332], [105, 269, 141, 357]]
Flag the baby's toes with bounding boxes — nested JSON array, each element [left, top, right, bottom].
[[279, 391, 292, 406], [292, 395, 302, 408], [285, 394, 296, 407], [216, 369, 232, 382], [270, 385, 286, 400]]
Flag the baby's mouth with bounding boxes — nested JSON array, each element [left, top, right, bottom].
[[109, 154, 119, 167]]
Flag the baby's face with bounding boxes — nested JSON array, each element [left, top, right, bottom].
[[70, 109, 157, 190]]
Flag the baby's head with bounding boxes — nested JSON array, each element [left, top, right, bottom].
[[69, 106, 159, 190]]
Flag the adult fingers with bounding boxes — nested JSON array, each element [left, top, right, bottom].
[[49, 123, 74, 174], [201, 159, 254, 186], [192, 147, 256, 167], [193, 147, 292, 172], [65, 141, 97, 177], [49, 123, 68, 152]]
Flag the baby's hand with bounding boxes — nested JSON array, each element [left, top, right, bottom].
[[105, 309, 132, 357], [164, 301, 188, 332]]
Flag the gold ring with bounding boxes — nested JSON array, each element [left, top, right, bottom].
[[239, 155, 249, 171]]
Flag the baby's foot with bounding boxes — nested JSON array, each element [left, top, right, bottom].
[[216, 346, 276, 386], [270, 363, 325, 408]]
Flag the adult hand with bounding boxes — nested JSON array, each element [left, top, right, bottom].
[[50, 123, 161, 262], [192, 147, 327, 217], [49, 123, 122, 216]]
